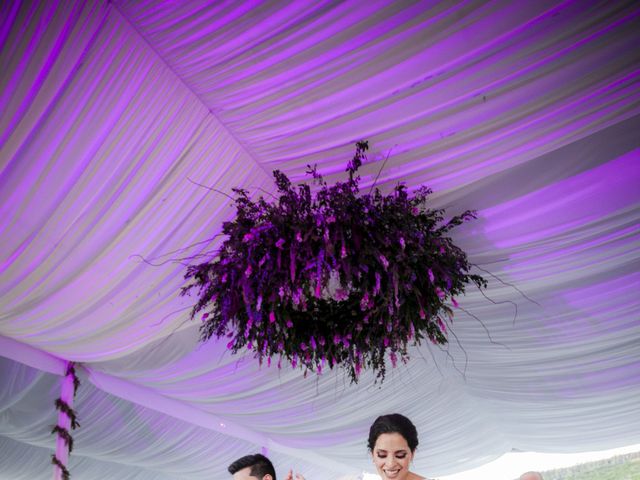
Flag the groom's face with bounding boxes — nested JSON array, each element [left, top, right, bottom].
[[232, 466, 272, 480]]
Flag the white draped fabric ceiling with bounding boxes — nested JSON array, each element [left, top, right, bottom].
[[1, 0, 639, 478]]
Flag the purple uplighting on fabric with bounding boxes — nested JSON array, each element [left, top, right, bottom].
[[1, 1, 640, 479]]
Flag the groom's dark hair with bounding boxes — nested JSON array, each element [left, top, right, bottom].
[[228, 453, 276, 480]]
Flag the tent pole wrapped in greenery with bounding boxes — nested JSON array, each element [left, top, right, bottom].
[[183, 142, 486, 382]]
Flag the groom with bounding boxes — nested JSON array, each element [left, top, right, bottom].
[[228, 453, 305, 480]]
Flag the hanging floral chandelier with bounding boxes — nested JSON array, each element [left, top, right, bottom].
[[182, 142, 486, 382]]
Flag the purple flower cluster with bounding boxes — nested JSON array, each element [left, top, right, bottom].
[[183, 142, 486, 383]]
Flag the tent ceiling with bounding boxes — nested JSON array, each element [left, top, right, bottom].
[[1, 1, 639, 479]]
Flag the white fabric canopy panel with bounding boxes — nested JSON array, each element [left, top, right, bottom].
[[1, 0, 639, 479]]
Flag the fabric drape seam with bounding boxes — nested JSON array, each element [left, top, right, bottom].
[[109, 1, 274, 183]]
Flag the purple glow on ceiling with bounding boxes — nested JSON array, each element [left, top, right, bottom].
[[1, 1, 640, 479]]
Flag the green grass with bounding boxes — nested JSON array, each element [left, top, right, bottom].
[[547, 460, 640, 480]]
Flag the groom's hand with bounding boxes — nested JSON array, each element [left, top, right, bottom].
[[284, 469, 305, 480]]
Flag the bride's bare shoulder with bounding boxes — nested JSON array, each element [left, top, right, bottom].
[[414, 474, 439, 480], [408, 473, 427, 480]]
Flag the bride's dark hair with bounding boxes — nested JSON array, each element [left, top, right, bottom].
[[368, 413, 419, 453]]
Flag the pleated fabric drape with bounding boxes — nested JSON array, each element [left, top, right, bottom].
[[1, 1, 639, 478]]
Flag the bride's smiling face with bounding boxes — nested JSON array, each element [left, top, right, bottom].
[[372, 432, 414, 480]]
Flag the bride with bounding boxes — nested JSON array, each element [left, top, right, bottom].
[[368, 414, 428, 480]]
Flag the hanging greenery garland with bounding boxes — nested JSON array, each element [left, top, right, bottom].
[[182, 142, 486, 382], [51, 362, 80, 480]]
